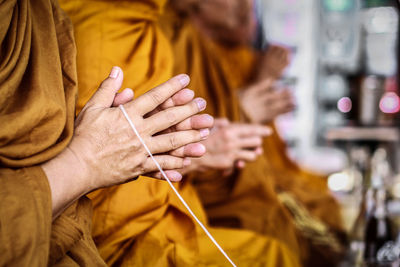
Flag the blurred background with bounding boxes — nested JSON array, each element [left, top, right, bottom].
[[259, 0, 400, 265]]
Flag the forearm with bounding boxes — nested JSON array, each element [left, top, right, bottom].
[[41, 146, 91, 219]]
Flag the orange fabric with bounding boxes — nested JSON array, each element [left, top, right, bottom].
[[162, 7, 344, 266], [61, 0, 173, 115], [62, 0, 302, 265], [0, 0, 105, 265]]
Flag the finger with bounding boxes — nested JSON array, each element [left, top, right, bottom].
[[131, 74, 190, 115], [245, 79, 272, 97], [147, 170, 183, 182], [214, 118, 230, 127], [148, 129, 209, 154], [156, 114, 213, 135], [271, 101, 295, 115], [238, 136, 263, 148], [259, 92, 275, 103], [232, 124, 272, 137], [142, 156, 191, 176], [263, 91, 288, 105], [278, 89, 293, 99], [277, 48, 286, 60], [236, 150, 259, 162], [145, 88, 195, 118], [160, 88, 195, 109], [112, 88, 134, 107], [174, 114, 214, 131], [169, 143, 206, 157], [145, 98, 207, 135], [86, 66, 124, 108], [236, 160, 246, 169]]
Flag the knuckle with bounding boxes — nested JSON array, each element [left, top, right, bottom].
[[99, 80, 112, 91], [164, 80, 174, 92], [118, 151, 127, 161], [159, 157, 169, 168], [169, 134, 179, 149], [165, 110, 177, 125], [149, 91, 164, 107], [129, 139, 142, 152], [136, 162, 146, 176]]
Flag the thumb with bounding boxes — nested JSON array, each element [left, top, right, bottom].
[[86, 66, 124, 108]]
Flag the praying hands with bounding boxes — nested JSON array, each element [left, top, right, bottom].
[[42, 67, 213, 218], [184, 118, 271, 174]]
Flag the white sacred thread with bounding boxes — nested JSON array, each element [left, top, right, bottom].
[[119, 105, 236, 267]]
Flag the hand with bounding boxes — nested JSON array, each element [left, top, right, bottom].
[[112, 85, 214, 180], [239, 79, 295, 124], [256, 45, 290, 81], [42, 67, 212, 217], [187, 119, 271, 174]]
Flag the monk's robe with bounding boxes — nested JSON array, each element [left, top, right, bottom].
[[0, 0, 106, 266], [161, 7, 346, 267], [61, 0, 301, 266]]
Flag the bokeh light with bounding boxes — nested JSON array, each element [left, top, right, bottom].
[[337, 97, 352, 113], [379, 92, 400, 114], [328, 171, 353, 192]]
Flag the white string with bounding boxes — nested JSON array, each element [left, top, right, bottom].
[[119, 105, 236, 267]]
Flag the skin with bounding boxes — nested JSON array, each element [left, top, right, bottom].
[[167, 3, 290, 174], [42, 67, 214, 218], [239, 79, 295, 124], [239, 44, 294, 124], [183, 119, 271, 174], [255, 45, 291, 81]]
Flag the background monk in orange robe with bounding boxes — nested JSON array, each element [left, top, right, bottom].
[[61, 0, 302, 266], [162, 0, 347, 266]]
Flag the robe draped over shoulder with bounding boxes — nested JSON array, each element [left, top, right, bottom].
[[0, 0, 106, 265]]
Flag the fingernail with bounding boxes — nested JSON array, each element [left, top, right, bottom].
[[183, 158, 191, 167], [204, 114, 214, 124], [197, 144, 206, 154], [169, 172, 182, 181], [237, 161, 245, 168], [109, 66, 120, 78], [178, 74, 190, 86], [195, 98, 206, 111], [200, 128, 210, 139]]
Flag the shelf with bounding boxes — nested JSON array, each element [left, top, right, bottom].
[[325, 126, 400, 142]]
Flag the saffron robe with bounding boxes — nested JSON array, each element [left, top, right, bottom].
[[0, 0, 106, 265], [61, 0, 302, 266], [162, 7, 345, 267]]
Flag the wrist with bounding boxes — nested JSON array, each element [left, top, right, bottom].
[[41, 145, 91, 218]]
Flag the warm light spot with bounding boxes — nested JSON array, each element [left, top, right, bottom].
[[337, 97, 352, 113], [379, 92, 400, 114], [328, 172, 352, 192]]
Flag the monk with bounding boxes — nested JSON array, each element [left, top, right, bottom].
[[0, 0, 215, 265], [61, 0, 302, 265], [162, 0, 346, 266]]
